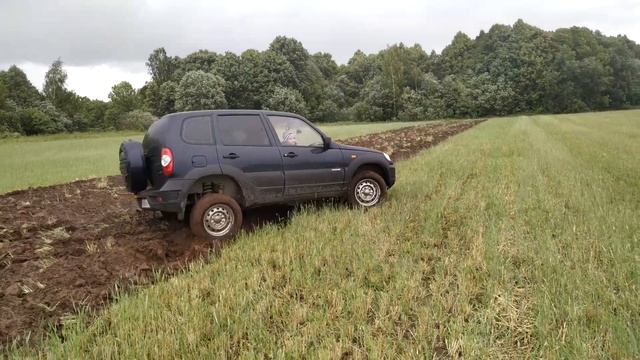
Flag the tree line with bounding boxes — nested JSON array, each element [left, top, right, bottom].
[[1, 19, 639, 136]]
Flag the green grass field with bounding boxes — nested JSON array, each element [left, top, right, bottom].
[[0, 121, 426, 194], [8, 110, 639, 358]]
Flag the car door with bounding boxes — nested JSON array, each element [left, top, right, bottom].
[[266, 114, 346, 197], [214, 113, 284, 204]]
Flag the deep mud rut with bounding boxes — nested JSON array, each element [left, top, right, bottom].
[[0, 119, 483, 346]]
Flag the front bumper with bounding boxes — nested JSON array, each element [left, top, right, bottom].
[[387, 165, 396, 188]]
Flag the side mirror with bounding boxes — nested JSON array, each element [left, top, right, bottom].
[[323, 136, 332, 150]]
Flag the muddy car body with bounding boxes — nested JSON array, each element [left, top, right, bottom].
[[119, 110, 395, 239]]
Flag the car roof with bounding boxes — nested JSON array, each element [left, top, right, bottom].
[[166, 109, 303, 118]]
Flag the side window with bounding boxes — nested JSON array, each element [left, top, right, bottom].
[[217, 115, 271, 146], [182, 116, 213, 144], [268, 116, 323, 147]]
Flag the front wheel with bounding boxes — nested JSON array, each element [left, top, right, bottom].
[[347, 170, 387, 208], [190, 194, 243, 241]]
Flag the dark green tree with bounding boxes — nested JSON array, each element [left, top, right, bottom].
[[311, 52, 339, 80], [104, 81, 140, 129], [1, 66, 41, 108], [18, 101, 69, 135], [146, 48, 178, 85], [175, 70, 227, 111], [43, 59, 67, 106], [109, 81, 139, 113], [117, 110, 156, 131], [265, 86, 307, 114]]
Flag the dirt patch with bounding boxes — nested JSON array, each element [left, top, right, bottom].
[[0, 119, 482, 347], [343, 119, 484, 162]]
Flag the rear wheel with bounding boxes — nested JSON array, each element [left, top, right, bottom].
[[189, 194, 243, 241], [347, 170, 387, 208]]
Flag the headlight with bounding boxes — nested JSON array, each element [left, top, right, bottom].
[[383, 152, 392, 162]]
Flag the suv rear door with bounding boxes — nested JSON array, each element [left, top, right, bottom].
[[265, 114, 345, 197], [214, 113, 284, 204]]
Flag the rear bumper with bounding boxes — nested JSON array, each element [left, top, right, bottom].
[[136, 190, 182, 212], [137, 179, 189, 213]]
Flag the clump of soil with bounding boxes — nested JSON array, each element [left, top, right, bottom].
[[0, 119, 482, 346]]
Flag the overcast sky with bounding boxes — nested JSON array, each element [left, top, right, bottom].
[[1, 0, 639, 100]]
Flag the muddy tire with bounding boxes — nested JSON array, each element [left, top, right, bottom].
[[347, 170, 387, 208], [119, 140, 147, 193], [190, 194, 243, 241]]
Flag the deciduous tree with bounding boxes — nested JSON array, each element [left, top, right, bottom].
[[175, 70, 227, 111]]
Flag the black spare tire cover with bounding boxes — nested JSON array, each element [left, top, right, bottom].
[[119, 140, 147, 193]]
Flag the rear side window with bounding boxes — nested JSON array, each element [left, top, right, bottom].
[[182, 116, 213, 144], [217, 115, 271, 146]]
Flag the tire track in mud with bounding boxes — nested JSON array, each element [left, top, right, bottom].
[[0, 119, 483, 346]]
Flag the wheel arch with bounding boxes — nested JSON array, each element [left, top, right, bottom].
[[352, 162, 392, 187], [186, 174, 246, 208]]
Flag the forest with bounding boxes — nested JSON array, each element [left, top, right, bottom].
[[1, 19, 639, 136]]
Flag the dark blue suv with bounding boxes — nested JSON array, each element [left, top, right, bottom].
[[120, 110, 395, 240]]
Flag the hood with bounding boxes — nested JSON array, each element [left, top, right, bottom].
[[337, 143, 382, 154]]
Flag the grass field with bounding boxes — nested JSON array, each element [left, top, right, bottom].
[[8, 110, 639, 358], [0, 120, 428, 194]]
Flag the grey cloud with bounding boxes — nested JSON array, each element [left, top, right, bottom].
[[1, 0, 638, 68], [1, 0, 194, 65]]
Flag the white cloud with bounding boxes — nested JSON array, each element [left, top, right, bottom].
[[64, 63, 150, 101], [2, 61, 149, 101]]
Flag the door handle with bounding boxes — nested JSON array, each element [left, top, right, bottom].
[[283, 152, 298, 158], [223, 153, 239, 159]]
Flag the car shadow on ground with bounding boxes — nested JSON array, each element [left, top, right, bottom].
[[164, 199, 343, 235]]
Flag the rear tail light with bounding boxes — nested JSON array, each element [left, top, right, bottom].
[[161, 147, 174, 176]]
